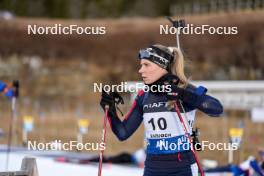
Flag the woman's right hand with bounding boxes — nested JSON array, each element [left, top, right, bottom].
[[100, 90, 115, 114], [100, 90, 124, 115]]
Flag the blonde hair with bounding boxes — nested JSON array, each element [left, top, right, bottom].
[[152, 44, 188, 87], [168, 47, 188, 87]]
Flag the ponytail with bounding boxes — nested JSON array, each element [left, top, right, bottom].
[[168, 47, 188, 87]]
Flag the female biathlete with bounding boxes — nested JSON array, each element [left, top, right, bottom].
[[100, 44, 223, 176]]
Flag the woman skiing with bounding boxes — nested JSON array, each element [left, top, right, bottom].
[[100, 44, 223, 176]]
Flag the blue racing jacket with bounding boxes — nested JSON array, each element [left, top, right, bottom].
[[106, 83, 223, 175]]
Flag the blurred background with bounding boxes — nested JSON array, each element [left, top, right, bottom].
[[0, 0, 264, 175]]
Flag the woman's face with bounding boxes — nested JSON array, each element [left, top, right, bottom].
[[139, 59, 168, 84]]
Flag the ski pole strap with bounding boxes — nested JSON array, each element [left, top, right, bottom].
[[112, 92, 124, 116]]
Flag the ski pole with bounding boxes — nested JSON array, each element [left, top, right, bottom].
[[166, 17, 185, 49], [6, 80, 19, 171], [167, 16, 204, 175], [173, 101, 204, 176], [98, 105, 109, 176]]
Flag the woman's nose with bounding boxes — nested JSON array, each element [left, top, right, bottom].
[[138, 67, 143, 74]]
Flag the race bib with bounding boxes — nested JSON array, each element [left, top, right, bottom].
[[143, 110, 196, 154]]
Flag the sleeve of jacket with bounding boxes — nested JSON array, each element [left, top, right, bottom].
[[106, 90, 145, 141], [181, 84, 223, 117]]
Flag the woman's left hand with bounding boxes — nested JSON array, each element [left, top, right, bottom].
[[159, 73, 185, 101], [165, 83, 185, 101]]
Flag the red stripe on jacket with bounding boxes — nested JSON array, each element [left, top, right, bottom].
[[124, 89, 144, 120]]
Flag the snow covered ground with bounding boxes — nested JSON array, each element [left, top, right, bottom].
[[0, 149, 143, 176], [0, 145, 230, 176]]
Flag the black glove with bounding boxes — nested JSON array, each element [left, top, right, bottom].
[[166, 83, 186, 101], [160, 73, 180, 86], [158, 73, 184, 101], [100, 90, 124, 116]]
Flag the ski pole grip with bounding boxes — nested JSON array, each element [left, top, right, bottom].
[[179, 19, 186, 27], [12, 80, 19, 98]]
